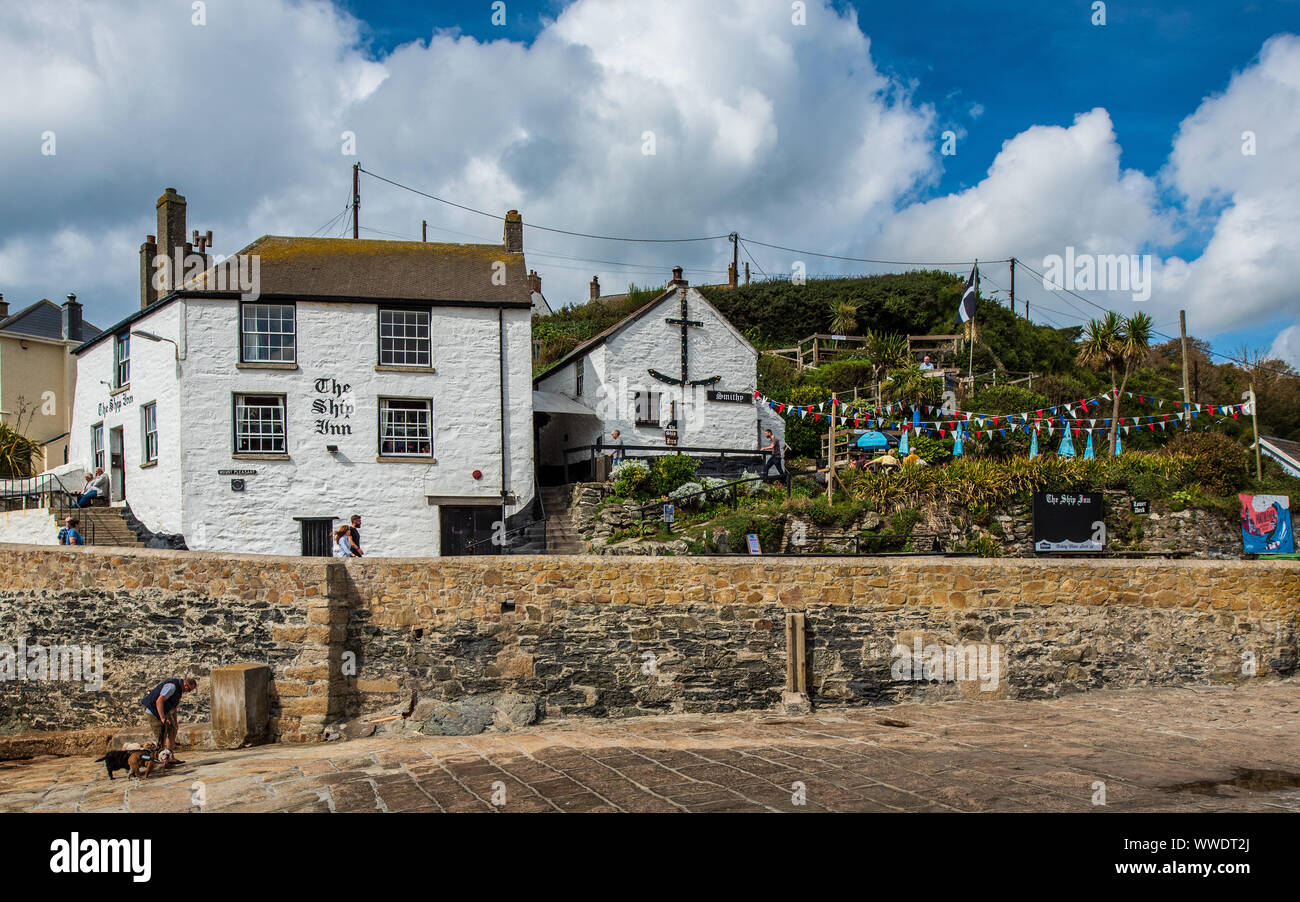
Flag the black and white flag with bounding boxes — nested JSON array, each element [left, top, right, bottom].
[[955, 263, 979, 326]]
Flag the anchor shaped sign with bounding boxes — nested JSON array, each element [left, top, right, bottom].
[[648, 292, 721, 387]]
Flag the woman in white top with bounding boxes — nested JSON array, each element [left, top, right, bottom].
[[333, 523, 355, 558]]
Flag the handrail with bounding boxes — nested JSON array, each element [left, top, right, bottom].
[[632, 473, 789, 524], [565, 443, 764, 456]]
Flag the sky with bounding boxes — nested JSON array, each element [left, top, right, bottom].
[[2, 0, 1299, 371]]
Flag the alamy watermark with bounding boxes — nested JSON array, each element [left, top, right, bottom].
[[891, 639, 1001, 691], [0, 638, 103, 690], [1041, 247, 1151, 302]]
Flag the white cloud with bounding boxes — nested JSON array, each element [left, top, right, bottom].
[[1269, 325, 1300, 371]]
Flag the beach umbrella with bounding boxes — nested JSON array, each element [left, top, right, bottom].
[[855, 430, 889, 451], [953, 428, 963, 457], [1029, 429, 1038, 460], [1115, 432, 1122, 456], [1083, 431, 1095, 460], [912, 407, 921, 430], [899, 429, 909, 455]]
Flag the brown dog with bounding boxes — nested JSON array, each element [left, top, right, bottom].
[[95, 742, 171, 780]]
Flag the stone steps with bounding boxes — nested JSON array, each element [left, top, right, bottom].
[[540, 486, 584, 554], [75, 507, 146, 547]]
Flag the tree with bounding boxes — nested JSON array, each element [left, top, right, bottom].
[[865, 330, 909, 404], [829, 299, 859, 335], [1075, 311, 1153, 456], [0, 423, 40, 479]]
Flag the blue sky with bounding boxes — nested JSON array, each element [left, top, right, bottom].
[[2, 0, 1299, 368]]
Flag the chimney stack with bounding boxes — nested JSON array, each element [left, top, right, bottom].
[[670, 265, 687, 287], [503, 210, 523, 254], [61, 293, 83, 343], [589, 276, 600, 301], [140, 234, 159, 309], [528, 270, 541, 294], [154, 188, 189, 297], [0, 293, 7, 319], [728, 262, 737, 288]]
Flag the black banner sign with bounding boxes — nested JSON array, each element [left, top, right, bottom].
[[1033, 491, 1104, 552]]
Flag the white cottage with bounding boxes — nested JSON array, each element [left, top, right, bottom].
[[68, 189, 535, 557], [533, 267, 784, 482]]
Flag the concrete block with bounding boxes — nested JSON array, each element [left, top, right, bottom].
[[212, 663, 271, 749]]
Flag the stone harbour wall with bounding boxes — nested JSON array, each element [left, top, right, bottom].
[[0, 544, 1297, 741]]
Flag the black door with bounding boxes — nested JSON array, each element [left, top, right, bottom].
[[300, 518, 335, 556], [440, 506, 498, 556]]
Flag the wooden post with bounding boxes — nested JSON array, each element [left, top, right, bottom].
[[826, 391, 837, 502], [351, 162, 360, 239], [1250, 382, 1262, 479], [784, 613, 806, 693]]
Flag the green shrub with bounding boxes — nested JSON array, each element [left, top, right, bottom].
[[611, 458, 651, 497], [911, 433, 952, 465], [668, 481, 705, 508], [650, 454, 700, 495], [1163, 431, 1248, 494]]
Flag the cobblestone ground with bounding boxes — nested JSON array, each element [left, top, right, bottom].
[[2, 681, 1297, 813]]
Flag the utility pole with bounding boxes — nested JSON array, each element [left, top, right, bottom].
[[422, 220, 427, 242], [1009, 257, 1016, 317], [1179, 309, 1191, 404], [729, 233, 739, 288], [826, 392, 837, 503], [351, 162, 360, 239], [1250, 382, 1262, 479]]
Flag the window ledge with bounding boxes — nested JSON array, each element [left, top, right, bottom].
[[237, 361, 299, 370], [139, 460, 158, 470], [233, 453, 289, 461], [375, 365, 436, 374], [110, 385, 130, 396], [376, 456, 436, 464]]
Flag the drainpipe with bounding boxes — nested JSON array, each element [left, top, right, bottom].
[[499, 306, 509, 536]]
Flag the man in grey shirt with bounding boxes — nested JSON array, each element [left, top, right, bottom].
[[74, 467, 109, 508]]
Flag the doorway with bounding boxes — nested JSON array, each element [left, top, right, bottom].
[[299, 518, 335, 557], [109, 427, 125, 501], [439, 506, 499, 556]]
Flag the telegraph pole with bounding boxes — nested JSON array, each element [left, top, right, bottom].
[[729, 233, 739, 288], [1179, 309, 1191, 404], [352, 162, 360, 239], [1003, 257, 1013, 318], [422, 220, 427, 242]]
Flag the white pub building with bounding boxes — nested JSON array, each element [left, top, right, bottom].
[[69, 188, 535, 556], [533, 267, 783, 480]]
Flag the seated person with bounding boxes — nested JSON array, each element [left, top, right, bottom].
[[918, 355, 935, 371], [74, 467, 109, 508]]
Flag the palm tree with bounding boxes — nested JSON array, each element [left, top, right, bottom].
[[1075, 311, 1153, 455], [0, 423, 40, 479], [829, 300, 859, 335], [865, 330, 910, 405]]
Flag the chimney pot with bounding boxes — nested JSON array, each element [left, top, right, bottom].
[[0, 293, 7, 319], [528, 270, 541, 294], [503, 210, 523, 254], [61, 292, 83, 343], [589, 276, 600, 301], [670, 265, 686, 286]]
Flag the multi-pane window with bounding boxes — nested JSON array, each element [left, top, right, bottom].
[[575, 360, 584, 396], [141, 403, 158, 463], [234, 394, 287, 454], [633, 391, 662, 425], [241, 303, 296, 363], [91, 423, 104, 470], [379, 398, 433, 457], [114, 334, 130, 387], [379, 309, 431, 367]]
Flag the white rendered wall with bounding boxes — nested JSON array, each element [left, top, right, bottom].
[[68, 302, 184, 533], [0, 508, 59, 545]]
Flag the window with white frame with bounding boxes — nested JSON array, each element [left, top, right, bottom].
[[379, 398, 433, 457], [378, 308, 431, 367], [141, 403, 158, 463], [633, 391, 661, 426], [234, 394, 287, 454], [241, 303, 296, 363], [114, 334, 130, 387], [91, 423, 104, 471]]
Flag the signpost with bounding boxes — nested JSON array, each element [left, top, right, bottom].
[[1131, 499, 1149, 516], [746, 534, 762, 555], [1033, 491, 1105, 552], [662, 503, 674, 525]]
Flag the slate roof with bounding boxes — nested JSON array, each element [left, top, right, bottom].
[[1259, 435, 1300, 472], [77, 235, 530, 354], [182, 236, 530, 304], [0, 299, 101, 342]]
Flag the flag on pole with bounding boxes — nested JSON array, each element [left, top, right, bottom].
[[955, 263, 979, 327]]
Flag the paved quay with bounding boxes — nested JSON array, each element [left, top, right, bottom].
[[2, 681, 1297, 813]]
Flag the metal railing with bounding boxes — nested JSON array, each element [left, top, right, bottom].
[[0, 472, 95, 544], [562, 443, 766, 485]]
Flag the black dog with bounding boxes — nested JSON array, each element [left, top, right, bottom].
[[94, 743, 163, 780]]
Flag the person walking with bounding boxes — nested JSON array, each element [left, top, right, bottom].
[[346, 514, 363, 557], [57, 516, 85, 546], [761, 429, 787, 482], [333, 523, 356, 557], [140, 677, 197, 759]]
